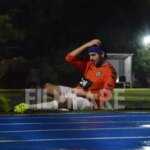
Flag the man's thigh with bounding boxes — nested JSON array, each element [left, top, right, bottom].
[[59, 86, 93, 110]]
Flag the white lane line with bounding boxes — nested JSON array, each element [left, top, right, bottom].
[[0, 136, 150, 143], [0, 114, 150, 119], [0, 127, 150, 133], [0, 121, 150, 125]]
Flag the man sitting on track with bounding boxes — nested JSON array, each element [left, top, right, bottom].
[[14, 39, 117, 112]]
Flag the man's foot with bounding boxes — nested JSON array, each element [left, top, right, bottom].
[[14, 103, 29, 113]]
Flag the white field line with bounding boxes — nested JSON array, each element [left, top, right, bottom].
[[0, 112, 149, 117], [0, 136, 150, 143], [0, 126, 150, 133], [0, 121, 150, 125]]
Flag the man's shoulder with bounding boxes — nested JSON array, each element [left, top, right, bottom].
[[103, 64, 116, 73], [106, 63, 115, 69]]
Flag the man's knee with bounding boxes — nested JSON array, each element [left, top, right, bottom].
[[44, 83, 61, 96], [44, 83, 52, 89], [43, 83, 54, 95]]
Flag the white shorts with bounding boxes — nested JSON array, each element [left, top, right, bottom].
[[59, 86, 93, 110]]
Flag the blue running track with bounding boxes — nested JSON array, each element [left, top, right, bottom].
[[0, 112, 150, 150]]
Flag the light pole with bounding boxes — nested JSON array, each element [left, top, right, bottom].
[[142, 35, 150, 48]]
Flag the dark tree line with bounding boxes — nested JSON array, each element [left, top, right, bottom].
[[0, 0, 149, 88]]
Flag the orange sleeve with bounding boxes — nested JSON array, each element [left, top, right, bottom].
[[103, 70, 117, 91], [99, 68, 117, 102], [65, 53, 88, 73]]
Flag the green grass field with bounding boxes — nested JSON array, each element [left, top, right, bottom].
[[112, 88, 150, 101], [0, 88, 150, 113], [1, 88, 149, 99]]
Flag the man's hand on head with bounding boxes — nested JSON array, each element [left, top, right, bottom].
[[84, 39, 102, 48]]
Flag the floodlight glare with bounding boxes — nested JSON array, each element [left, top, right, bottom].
[[142, 35, 150, 46]]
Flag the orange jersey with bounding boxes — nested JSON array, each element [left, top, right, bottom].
[[65, 53, 117, 94]]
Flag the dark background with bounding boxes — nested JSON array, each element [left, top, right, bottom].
[[0, 0, 149, 88]]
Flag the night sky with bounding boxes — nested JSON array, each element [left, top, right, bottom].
[[61, 0, 150, 52], [0, 0, 150, 54], [0, 0, 149, 87]]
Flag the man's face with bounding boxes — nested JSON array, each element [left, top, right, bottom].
[[89, 52, 104, 67]]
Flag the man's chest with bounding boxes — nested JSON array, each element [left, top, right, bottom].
[[85, 67, 105, 82]]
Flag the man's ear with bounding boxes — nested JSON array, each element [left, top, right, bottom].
[[100, 51, 105, 58]]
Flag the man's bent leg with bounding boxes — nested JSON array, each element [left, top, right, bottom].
[[44, 83, 61, 99], [72, 97, 93, 110], [29, 100, 58, 110]]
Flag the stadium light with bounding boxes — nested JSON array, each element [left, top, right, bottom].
[[142, 35, 150, 47]]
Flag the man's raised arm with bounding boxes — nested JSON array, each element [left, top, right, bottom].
[[69, 39, 101, 57]]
